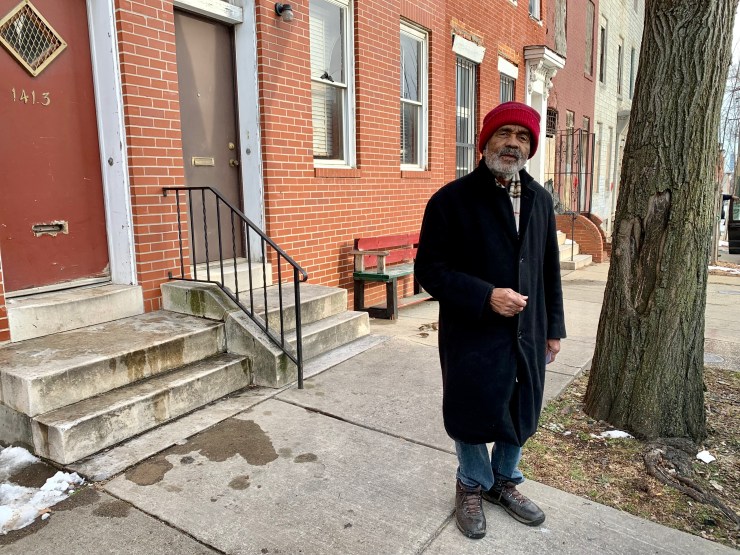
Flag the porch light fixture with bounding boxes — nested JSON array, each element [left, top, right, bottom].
[[275, 3, 294, 22]]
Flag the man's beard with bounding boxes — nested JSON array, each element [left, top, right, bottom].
[[484, 147, 526, 180]]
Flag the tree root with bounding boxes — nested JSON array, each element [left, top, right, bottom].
[[643, 439, 740, 526]]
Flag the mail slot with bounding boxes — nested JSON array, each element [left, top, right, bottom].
[[32, 221, 69, 237], [192, 156, 215, 167]]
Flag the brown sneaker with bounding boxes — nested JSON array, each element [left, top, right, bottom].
[[455, 480, 486, 539], [482, 482, 545, 526]]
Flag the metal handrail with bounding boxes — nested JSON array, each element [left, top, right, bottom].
[[163, 186, 308, 388]]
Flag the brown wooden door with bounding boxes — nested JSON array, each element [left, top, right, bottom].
[[175, 10, 242, 263], [0, 0, 109, 293]]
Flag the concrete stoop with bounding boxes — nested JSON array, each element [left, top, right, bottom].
[[162, 280, 370, 388], [6, 284, 145, 342], [0, 312, 248, 464], [559, 238, 593, 270]]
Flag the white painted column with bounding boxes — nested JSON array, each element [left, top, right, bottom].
[[524, 46, 565, 186]]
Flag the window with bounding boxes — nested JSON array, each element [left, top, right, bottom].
[[629, 47, 636, 98], [598, 22, 607, 84], [529, 0, 540, 20], [500, 75, 515, 103], [616, 41, 623, 95], [584, 2, 594, 75], [606, 126, 614, 190], [595, 122, 602, 191], [400, 24, 428, 169], [456, 56, 477, 178], [546, 108, 558, 137], [309, 0, 355, 165]]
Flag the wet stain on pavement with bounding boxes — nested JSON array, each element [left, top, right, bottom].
[[171, 418, 278, 466], [124, 419, 278, 486], [93, 500, 131, 518], [8, 461, 58, 488], [228, 475, 251, 490], [54, 487, 101, 512], [125, 454, 173, 486], [278, 447, 293, 458], [293, 453, 318, 463]]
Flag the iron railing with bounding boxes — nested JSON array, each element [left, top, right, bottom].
[[163, 186, 308, 388], [544, 128, 595, 261]]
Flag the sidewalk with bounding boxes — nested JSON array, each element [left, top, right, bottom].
[[3, 264, 738, 554]]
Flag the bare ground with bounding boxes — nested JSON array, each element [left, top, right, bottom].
[[521, 367, 739, 550]]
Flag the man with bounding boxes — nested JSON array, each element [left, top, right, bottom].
[[414, 102, 566, 539]]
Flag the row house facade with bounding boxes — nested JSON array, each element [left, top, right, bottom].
[[0, 0, 564, 344], [542, 0, 645, 261]]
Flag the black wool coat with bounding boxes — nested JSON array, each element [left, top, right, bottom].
[[414, 161, 566, 446]]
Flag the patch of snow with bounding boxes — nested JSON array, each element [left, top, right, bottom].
[[600, 430, 634, 439], [696, 450, 716, 464], [709, 265, 740, 275], [0, 445, 85, 535], [0, 446, 39, 482], [719, 241, 729, 247]]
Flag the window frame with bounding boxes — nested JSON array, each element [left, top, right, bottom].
[[617, 37, 624, 96], [455, 56, 478, 179], [309, 0, 356, 167], [584, 1, 595, 75], [500, 74, 515, 103], [629, 46, 636, 99], [529, 0, 541, 20], [400, 22, 429, 171], [598, 21, 607, 84]]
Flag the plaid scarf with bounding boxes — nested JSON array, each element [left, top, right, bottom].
[[495, 178, 521, 233]]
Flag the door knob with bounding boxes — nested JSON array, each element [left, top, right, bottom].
[[229, 158, 240, 167]]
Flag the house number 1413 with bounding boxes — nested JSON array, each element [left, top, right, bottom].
[[10, 88, 51, 106]]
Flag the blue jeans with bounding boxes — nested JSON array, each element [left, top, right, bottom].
[[455, 440, 524, 490]]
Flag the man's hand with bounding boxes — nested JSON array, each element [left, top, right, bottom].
[[490, 288, 528, 317], [546, 339, 561, 364]]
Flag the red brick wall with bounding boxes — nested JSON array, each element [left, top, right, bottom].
[[257, 0, 546, 310], [115, 0, 187, 312], [546, 0, 597, 127], [556, 213, 605, 262], [0, 255, 8, 343]]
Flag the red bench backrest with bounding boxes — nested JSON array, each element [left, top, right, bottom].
[[354, 233, 420, 270]]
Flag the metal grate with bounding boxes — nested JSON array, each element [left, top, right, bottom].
[[546, 108, 558, 137], [0, 0, 66, 77]]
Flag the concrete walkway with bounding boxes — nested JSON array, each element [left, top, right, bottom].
[[3, 263, 738, 554]]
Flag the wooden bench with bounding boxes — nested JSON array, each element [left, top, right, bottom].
[[351, 233, 431, 319]]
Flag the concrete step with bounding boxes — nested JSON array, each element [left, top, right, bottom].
[[0, 311, 224, 417], [254, 283, 348, 333], [5, 284, 144, 342], [290, 310, 370, 361], [560, 253, 593, 270], [557, 230, 566, 246], [227, 309, 370, 387], [559, 240, 580, 261], [31, 353, 251, 464], [193, 258, 272, 291]]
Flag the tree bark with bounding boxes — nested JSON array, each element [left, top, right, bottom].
[[583, 0, 738, 442]]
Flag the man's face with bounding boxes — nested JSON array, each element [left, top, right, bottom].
[[483, 124, 531, 178]]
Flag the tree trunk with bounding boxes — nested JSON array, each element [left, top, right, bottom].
[[583, 0, 737, 442]]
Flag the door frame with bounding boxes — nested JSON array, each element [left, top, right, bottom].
[[174, 0, 266, 255], [87, 0, 135, 285]]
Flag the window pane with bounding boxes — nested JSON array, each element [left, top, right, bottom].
[[312, 81, 344, 160], [500, 75, 515, 103], [401, 34, 420, 101], [585, 2, 594, 74], [456, 57, 477, 178], [401, 102, 419, 165], [310, 0, 345, 83]]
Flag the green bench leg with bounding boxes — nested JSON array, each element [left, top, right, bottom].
[[385, 279, 399, 320], [354, 279, 366, 312]]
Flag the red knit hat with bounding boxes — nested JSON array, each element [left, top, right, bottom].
[[478, 101, 541, 158]]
